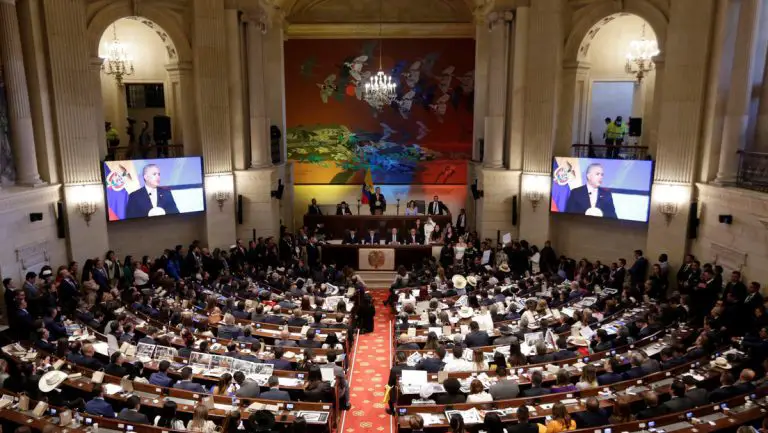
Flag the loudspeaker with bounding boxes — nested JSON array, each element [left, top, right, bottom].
[[55, 201, 66, 239], [687, 201, 699, 240], [29, 212, 43, 222], [271, 179, 284, 199], [512, 195, 518, 226], [628, 117, 643, 137], [153, 115, 172, 142], [470, 180, 484, 200], [270, 125, 281, 164], [237, 194, 244, 225], [718, 214, 733, 224]]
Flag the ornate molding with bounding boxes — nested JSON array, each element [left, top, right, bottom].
[[710, 242, 747, 273], [285, 22, 475, 39], [125, 16, 178, 60], [485, 10, 514, 29], [0, 184, 61, 214], [15, 240, 50, 275]]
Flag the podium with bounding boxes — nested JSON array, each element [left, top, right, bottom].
[[304, 214, 452, 239]]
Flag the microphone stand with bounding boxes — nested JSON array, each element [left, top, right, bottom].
[[357, 199, 361, 215]]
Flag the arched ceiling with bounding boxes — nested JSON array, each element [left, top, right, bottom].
[[280, 0, 474, 24]]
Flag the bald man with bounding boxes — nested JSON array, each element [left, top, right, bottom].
[[125, 163, 179, 218], [565, 163, 617, 218]]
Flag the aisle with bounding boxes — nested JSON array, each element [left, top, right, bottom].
[[342, 288, 393, 433]]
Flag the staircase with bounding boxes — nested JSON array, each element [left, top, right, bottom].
[[356, 270, 396, 288]]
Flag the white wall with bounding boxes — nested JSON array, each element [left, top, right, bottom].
[[107, 213, 204, 259], [0, 186, 67, 284], [549, 212, 648, 264], [693, 184, 768, 291], [99, 18, 170, 145]]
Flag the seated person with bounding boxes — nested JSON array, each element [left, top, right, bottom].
[[574, 397, 609, 428], [149, 360, 175, 387], [637, 391, 670, 419], [435, 377, 466, 404], [260, 375, 291, 401], [597, 357, 623, 385], [85, 384, 115, 418], [521, 370, 550, 397], [298, 328, 323, 348], [173, 367, 207, 393], [118, 395, 150, 424], [529, 341, 555, 364], [464, 321, 490, 348], [662, 380, 695, 412], [336, 201, 352, 215], [217, 313, 242, 340]]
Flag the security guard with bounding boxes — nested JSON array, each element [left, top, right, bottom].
[[605, 116, 628, 159]]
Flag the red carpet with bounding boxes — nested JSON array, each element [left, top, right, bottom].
[[343, 288, 393, 433]]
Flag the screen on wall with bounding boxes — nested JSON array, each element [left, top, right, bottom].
[[551, 157, 653, 223], [103, 157, 205, 222]]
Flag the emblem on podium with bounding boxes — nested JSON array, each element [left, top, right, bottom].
[[368, 250, 386, 269]]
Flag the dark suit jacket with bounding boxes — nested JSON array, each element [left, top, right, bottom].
[[85, 398, 115, 418], [622, 367, 645, 380], [637, 405, 670, 419], [405, 234, 425, 245], [662, 396, 695, 412], [553, 349, 578, 361], [686, 388, 708, 407], [565, 185, 617, 218], [629, 257, 649, 285], [235, 379, 262, 398], [597, 372, 623, 385], [118, 408, 150, 424], [125, 187, 179, 219], [435, 393, 466, 404], [574, 410, 609, 428], [384, 234, 403, 245], [343, 233, 361, 245], [464, 331, 490, 348], [307, 204, 323, 215], [415, 358, 445, 373], [708, 386, 736, 403], [427, 201, 449, 215], [267, 358, 293, 371], [174, 380, 206, 393], [521, 386, 551, 397], [260, 388, 291, 401]]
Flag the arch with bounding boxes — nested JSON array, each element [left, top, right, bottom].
[[87, 2, 192, 63], [564, 0, 668, 63]]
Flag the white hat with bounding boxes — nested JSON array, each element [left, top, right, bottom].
[[711, 357, 732, 370], [467, 276, 478, 287], [452, 275, 467, 289], [567, 336, 590, 347], [499, 263, 511, 272], [39, 370, 68, 393], [459, 307, 474, 319], [488, 277, 499, 286], [419, 384, 435, 399]]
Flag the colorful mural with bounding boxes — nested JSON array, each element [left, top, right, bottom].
[[285, 38, 475, 185]]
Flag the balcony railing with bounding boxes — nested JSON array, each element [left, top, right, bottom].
[[736, 150, 768, 192], [570, 144, 650, 160], [106, 144, 184, 161]]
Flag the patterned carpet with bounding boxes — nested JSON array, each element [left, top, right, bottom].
[[342, 288, 393, 433]]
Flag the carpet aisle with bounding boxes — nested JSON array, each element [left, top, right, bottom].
[[342, 288, 393, 433]]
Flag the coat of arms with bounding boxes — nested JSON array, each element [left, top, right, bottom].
[[368, 250, 385, 269]]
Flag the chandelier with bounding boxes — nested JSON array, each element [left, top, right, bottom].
[[625, 24, 659, 83], [102, 24, 135, 86], [362, 0, 397, 111]]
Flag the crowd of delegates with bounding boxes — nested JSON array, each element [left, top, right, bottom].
[[385, 241, 768, 431], [0, 234, 377, 430]]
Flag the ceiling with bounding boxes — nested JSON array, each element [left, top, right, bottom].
[[280, 0, 475, 24]]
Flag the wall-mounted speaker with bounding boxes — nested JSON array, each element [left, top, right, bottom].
[[628, 117, 643, 137], [718, 214, 733, 224], [687, 201, 699, 240], [237, 194, 244, 225], [152, 115, 172, 142], [271, 179, 284, 200], [29, 212, 43, 222], [470, 179, 484, 200], [270, 125, 282, 164], [55, 201, 66, 239], [512, 195, 518, 226]]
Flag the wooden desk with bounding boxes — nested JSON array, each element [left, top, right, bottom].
[[304, 215, 452, 238], [320, 244, 437, 270]]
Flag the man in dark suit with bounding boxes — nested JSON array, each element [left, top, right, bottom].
[[622, 353, 646, 380], [608, 260, 627, 289], [234, 371, 261, 398], [118, 395, 150, 424], [565, 163, 617, 218], [307, 198, 323, 215], [427, 195, 450, 215], [529, 341, 555, 364], [507, 407, 540, 433], [744, 282, 764, 312], [434, 378, 467, 404], [125, 163, 179, 219], [173, 367, 207, 393], [13, 299, 33, 339], [266, 348, 293, 371], [722, 271, 747, 303], [662, 380, 695, 412], [385, 228, 402, 245], [260, 376, 291, 401], [336, 201, 353, 215], [521, 371, 550, 397], [464, 321, 490, 348], [149, 360, 175, 387], [552, 336, 577, 361], [85, 384, 115, 418], [405, 228, 424, 245], [298, 329, 323, 348], [489, 366, 520, 400], [708, 372, 737, 403], [415, 346, 446, 373], [362, 228, 380, 245], [597, 357, 624, 385], [629, 250, 649, 286], [455, 208, 467, 235], [369, 187, 386, 215], [574, 398, 609, 428], [105, 352, 131, 378], [637, 392, 670, 419], [342, 228, 361, 245]]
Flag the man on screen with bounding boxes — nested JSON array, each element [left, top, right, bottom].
[[564, 163, 617, 218], [125, 163, 179, 219]]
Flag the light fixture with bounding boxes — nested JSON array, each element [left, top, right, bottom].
[[654, 184, 687, 225], [211, 176, 231, 211], [625, 24, 659, 83], [215, 190, 231, 211], [77, 196, 98, 226], [526, 190, 543, 211], [363, 0, 397, 111], [657, 201, 678, 225], [102, 24, 135, 86]]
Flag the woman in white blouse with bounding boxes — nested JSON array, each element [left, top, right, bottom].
[[454, 236, 467, 263], [132, 261, 149, 286], [155, 401, 185, 430], [465, 379, 492, 403], [404, 200, 419, 216], [187, 406, 217, 433]]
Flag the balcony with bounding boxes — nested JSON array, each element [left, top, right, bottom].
[[737, 151, 768, 192], [570, 144, 650, 160], [107, 144, 184, 161]]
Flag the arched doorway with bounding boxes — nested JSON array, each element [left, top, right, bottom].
[[557, 3, 668, 160]]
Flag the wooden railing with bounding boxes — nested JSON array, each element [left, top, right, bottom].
[[571, 144, 650, 160], [106, 144, 184, 161]]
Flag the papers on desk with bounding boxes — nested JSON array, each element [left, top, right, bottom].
[[428, 327, 443, 337], [580, 326, 595, 340], [320, 367, 336, 384], [295, 411, 329, 424], [420, 413, 444, 426], [278, 377, 302, 387], [136, 343, 156, 359], [401, 370, 428, 386], [406, 352, 423, 367], [103, 383, 124, 395], [445, 408, 482, 425], [214, 403, 238, 411], [683, 372, 706, 382], [523, 332, 544, 347]]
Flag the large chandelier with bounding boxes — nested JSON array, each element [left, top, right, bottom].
[[625, 24, 659, 83], [363, 0, 397, 111], [102, 24, 135, 87]]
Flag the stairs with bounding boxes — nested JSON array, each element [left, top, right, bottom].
[[356, 270, 396, 288]]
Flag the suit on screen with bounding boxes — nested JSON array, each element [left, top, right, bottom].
[[564, 185, 617, 218], [125, 187, 179, 219]]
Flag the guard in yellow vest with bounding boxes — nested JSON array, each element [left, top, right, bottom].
[[605, 116, 627, 158]]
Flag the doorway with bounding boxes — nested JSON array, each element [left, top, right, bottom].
[[589, 81, 634, 147]]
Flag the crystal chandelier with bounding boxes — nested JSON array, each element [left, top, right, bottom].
[[625, 24, 659, 83], [102, 24, 135, 87], [363, 0, 397, 111]]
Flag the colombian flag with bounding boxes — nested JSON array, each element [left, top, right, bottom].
[[361, 167, 374, 204]]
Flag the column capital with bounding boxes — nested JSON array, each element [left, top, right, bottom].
[[471, 0, 496, 23], [89, 56, 104, 70], [0, 0, 18, 6], [165, 61, 193, 73], [241, 0, 286, 32]]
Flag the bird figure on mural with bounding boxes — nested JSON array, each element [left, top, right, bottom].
[[380, 123, 397, 142], [429, 94, 450, 122], [396, 90, 416, 119], [344, 55, 368, 82], [354, 70, 372, 100], [457, 70, 475, 94], [416, 121, 430, 141], [300, 56, 318, 77], [317, 74, 338, 103], [419, 52, 441, 77], [439, 66, 455, 94], [403, 61, 422, 88]]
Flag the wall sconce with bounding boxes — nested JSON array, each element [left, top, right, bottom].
[[657, 201, 679, 226], [215, 190, 231, 211], [526, 190, 544, 211], [77, 199, 97, 226]]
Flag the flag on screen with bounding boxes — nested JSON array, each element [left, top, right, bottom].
[[361, 167, 374, 204], [551, 159, 573, 212], [104, 163, 130, 220]]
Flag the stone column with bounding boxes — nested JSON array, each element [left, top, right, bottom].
[[226, 8, 246, 170], [555, 60, 590, 156], [483, 13, 509, 169], [263, 16, 287, 164], [646, 56, 664, 158], [244, 15, 271, 168], [0, 0, 42, 185], [715, 0, 762, 184], [472, 21, 490, 162], [506, 5, 528, 171], [166, 62, 199, 156], [89, 57, 107, 161]]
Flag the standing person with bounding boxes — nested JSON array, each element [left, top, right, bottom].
[[139, 121, 152, 158], [106, 122, 120, 161], [357, 293, 375, 334], [370, 187, 386, 215], [455, 208, 467, 235]]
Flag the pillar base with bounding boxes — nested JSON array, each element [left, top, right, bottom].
[[250, 162, 273, 169], [234, 167, 281, 240], [204, 173, 237, 249], [475, 165, 521, 241], [713, 175, 737, 186], [16, 178, 47, 188]]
